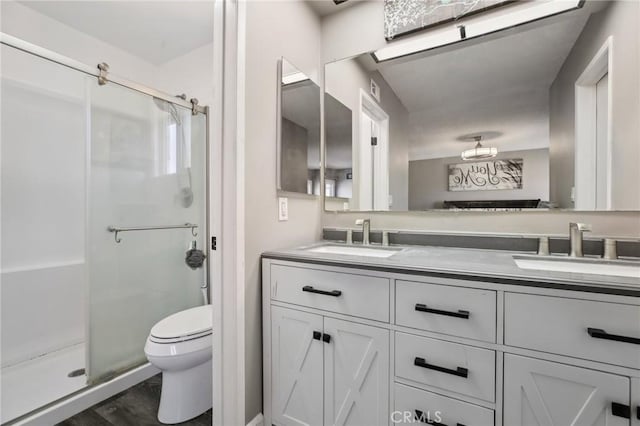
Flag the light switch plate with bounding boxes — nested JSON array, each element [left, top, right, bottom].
[[278, 197, 288, 221]]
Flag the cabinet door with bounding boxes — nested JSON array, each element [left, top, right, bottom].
[[272, 306, 324, 426], [323, 318, 389, 426], [504, 354, 631, 426]]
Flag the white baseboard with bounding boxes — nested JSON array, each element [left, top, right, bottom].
[[246, 412, 264, 426]]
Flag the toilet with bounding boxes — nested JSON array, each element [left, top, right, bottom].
[[144, 305, 212, 424]]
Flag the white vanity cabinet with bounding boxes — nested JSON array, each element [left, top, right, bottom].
[[270, 306, 389, 426], [504, 354, 631, 426], [262, 257, 640, 426]]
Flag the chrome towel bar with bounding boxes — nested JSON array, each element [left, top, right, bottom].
[[108, 223, 198, 243]]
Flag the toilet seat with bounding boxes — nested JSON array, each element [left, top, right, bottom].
[[149, 305, 212, 344]]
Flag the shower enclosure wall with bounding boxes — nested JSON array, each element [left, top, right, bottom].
[[0, 35, 209, 424]]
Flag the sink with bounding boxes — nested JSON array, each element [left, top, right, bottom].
[[306, 244, 403, 258], [513, 255, 640, 279]]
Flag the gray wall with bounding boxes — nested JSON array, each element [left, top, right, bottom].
[[244, 1, 323, 421], [325, 61, 409, 210], [280, 118, 309, 193], [321, 1, 639, 237], [549, 1, 640, 209], [409, 149, 550, 210]]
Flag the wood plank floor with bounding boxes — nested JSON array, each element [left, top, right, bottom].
[[56, 375, 212, 426]]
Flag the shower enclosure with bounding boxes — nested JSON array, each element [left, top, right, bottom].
[[0, 35, 209, 424]]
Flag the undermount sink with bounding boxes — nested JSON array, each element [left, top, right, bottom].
[[513, 254, 640, 279], [306, 244, 402, 258]]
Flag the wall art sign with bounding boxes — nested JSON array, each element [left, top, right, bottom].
[[448, 159, 523, 191], [384, 0, 513, 40]]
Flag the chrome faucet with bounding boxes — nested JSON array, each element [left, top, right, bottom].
[[569, 222, 592, 257], [355, 219, 371, 245]]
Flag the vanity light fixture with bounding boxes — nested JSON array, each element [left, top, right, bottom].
[[372, 0, 584, 62], [461, 136, 498, 161]]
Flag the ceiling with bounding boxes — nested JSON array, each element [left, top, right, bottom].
[[375, 12, 590, 113], [19, 1, 214, 65], [352, 8, 593, 160], [306, 0, 358, 17]]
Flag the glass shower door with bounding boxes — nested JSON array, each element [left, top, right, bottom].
[[87, 80, 207, 384]]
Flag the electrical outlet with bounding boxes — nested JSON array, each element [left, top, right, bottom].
[[278, 197, 288, 221]]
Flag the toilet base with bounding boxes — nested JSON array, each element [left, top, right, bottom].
[[157, 359, 212, 424]]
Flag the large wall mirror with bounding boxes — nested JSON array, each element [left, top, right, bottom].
[[323, 1, 639, 212], [277, 57, 321, 195]]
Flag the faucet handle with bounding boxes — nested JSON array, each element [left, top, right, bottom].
[[578, 223, 592, 232], [571, 222, 592, 232]]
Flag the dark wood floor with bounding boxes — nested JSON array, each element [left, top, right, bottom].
[[56, 374, 212, 426]]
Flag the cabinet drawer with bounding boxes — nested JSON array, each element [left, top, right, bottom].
[[395, 332, 495, 402], [395, 280, 496, 342], [270, 264, 390, 322], [394, 383, 494, 426], [505, 293, 640, 369]]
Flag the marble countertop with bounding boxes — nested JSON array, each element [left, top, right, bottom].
[[263, 242, 640, 295]]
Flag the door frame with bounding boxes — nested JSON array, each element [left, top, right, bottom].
[[212, 0, 245, 425], [358, 89, 390, 211], [574, 36, 613, 210]]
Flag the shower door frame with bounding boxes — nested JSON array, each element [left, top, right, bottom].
[[0, 31, 218, 425], [0, 34, 208, 116]]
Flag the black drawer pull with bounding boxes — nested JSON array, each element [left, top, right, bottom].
[[611, 402, 630, 419], [322, 333, 331, 344], [302, 285, 342, 297], [415, 304, 469, 319], [312, 331, 322, 341], [414, 357, 468, 378], [587, 328, 640, 345], [414, 410, 465, 426]]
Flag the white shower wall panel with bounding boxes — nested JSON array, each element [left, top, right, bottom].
[[1, 262, 85, 367]]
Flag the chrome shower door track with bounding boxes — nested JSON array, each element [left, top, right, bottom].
[[0, 32, 207, 115]]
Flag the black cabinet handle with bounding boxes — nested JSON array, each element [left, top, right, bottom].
[[587, 328, 640, 345], [611, 402, 630, 419], [322, 333, 331, 344], [415, 303, 469, 319], [302, 285, 342, 297], [414, 410, 465, 426], [312, 331, 322, 341], [414, 357, 468, 378], [636, 405, 639, 420]]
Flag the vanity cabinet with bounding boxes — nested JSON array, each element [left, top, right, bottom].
[[503, 354, 630, 426], [271, 306, 323, 426], [262, 257, 640, 426], [270, 304, 389, 426]]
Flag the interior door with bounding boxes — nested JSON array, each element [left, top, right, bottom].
[[323, 318, 389, 426], [595, 72, 609, 209], [504, 354, 630, 426], [358, 113, 374, 210], [271, 306, 324, 426]]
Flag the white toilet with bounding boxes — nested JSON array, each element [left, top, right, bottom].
[[144, 305, 212, 424]]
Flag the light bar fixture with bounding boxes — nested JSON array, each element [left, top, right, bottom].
[[373, 0, 584, 62]]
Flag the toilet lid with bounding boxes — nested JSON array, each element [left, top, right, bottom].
[[150, 305, 212, 340]]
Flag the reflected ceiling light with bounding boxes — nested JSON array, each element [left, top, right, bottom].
[[461, 136, 498, 161], [372, 0, 584, 62], [282, 71, 308, 85]]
